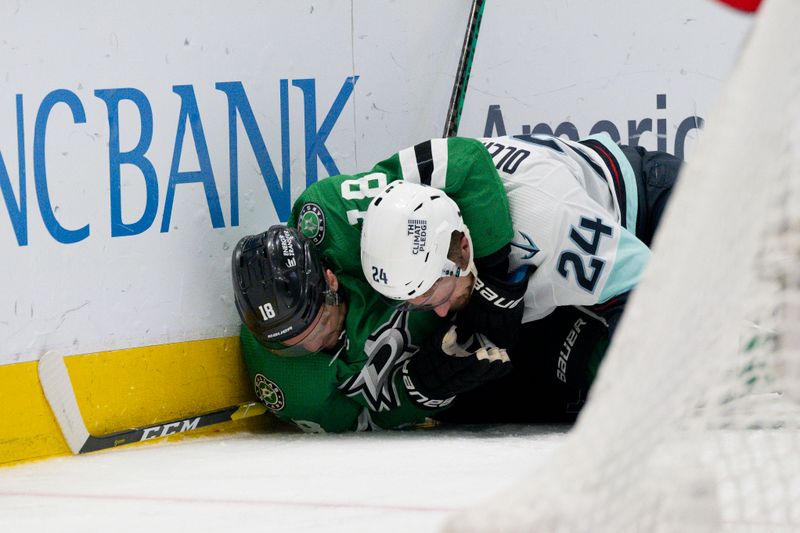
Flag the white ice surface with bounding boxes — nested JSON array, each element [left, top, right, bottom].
[[0, 424, 567, 533]]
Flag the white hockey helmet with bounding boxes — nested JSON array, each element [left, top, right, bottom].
[[360, 181, 473, 301]]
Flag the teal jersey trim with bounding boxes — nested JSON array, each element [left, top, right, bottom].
[[586, 133, 639, 232], [599, 228, 651, 303]]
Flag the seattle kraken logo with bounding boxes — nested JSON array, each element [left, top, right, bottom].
[[510, 231, 539, 259]]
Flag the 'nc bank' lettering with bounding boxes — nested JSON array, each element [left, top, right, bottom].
[[0, 77, 358, 246]]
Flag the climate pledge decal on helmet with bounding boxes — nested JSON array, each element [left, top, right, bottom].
[[254, 373, 285, 411], [298, 203, 326, 245], [407, 219, 427, 255]]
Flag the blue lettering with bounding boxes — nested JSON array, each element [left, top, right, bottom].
[[280, 78, 290, 213], [627, 118, 653, 147], [656, 93, 668, 152], [484, 104, 507, 136], [0, 95, 27, 246], [485, 99, 703, 158], [2, 77, 357, 245], [292, 76, 358, 187], [674, 116, 704, 160], [34, 89, 89, 244], [589, 120, 621, 143], [161, 85, 224, 233], [215, 81, 290, 224], [95, 88, 159, 237]]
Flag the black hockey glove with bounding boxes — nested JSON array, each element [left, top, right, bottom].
[[402, 324, 513, 409], [455, 265, 533, 346]]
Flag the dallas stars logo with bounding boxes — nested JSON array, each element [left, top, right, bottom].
[[339, 310, 417, 411], [297, 203, 326, 245], [254, 373, 285, 411]]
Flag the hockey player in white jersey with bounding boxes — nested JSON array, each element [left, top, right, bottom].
[[359, 133, 679, 420], [361, 133, 680, 340]]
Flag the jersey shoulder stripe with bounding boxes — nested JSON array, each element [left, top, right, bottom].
[[582, 134, 639, 231], [398, 139, 448, 188], [578, 138, 628, 228], [413, 141, 434, 185]]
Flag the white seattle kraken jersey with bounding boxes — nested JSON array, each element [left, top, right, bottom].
[[478, 134, 651, 322]]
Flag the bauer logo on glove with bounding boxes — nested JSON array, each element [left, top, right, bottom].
[[473, 276, 524, 310]]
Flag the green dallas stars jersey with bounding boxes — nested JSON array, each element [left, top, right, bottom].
[[292, 137, 513, 277], [240, 138, 513, 432], [241, 275, 443, 432]]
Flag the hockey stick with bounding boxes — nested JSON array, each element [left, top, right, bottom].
[[38, 351, 267, 454], [442, 0, 486, 138]]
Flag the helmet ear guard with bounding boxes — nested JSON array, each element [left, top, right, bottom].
[[232, 225, 329, 350], [360, 181, 474, 301]]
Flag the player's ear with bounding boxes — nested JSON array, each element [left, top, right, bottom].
[[458, 233, 471, 269], [324, 268, 338, 292], [447, 230, 471, 269]]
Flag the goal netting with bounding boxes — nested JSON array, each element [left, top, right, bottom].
[[445, 0, 800, 531]]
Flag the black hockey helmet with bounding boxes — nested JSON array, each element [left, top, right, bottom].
[[232, 225, 329, 352]]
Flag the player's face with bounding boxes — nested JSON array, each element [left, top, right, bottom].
[[282, 300, 346, 353], [405, 232, 476, 317], [407, 273, 476, 317], [273, 268, 346, 356]]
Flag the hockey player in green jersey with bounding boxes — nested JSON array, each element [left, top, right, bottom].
[[232, 137, 525, 432], [233, 225, 514, 432], [291, 136, 514, 278]]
